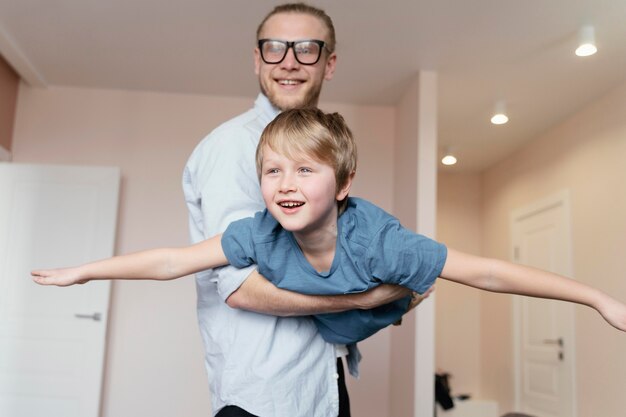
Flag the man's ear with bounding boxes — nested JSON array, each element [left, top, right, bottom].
[[254, 48, 261, 75], [324, 53, 337, 81], [336, 171, 355, 201]]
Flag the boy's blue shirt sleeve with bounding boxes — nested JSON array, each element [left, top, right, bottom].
[[365, 218, 448, 295], [221, 215, 258, 268]]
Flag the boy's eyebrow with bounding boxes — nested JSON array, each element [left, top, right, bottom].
[[263, 155, 309, 164]]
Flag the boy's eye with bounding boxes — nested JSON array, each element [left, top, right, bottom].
[[299, 167, 313, 174], [266, 168, 280, 175]]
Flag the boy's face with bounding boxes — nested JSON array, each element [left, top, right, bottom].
[[260, 145, 349, 236], [254, 12, 336, 111]]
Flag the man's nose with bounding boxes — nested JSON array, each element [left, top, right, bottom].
[[280, 47, 300, 70]]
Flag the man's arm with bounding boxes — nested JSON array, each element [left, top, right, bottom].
[[440, 248, 626, 331], [226, 270, 413, 316]]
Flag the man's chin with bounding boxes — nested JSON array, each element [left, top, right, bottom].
[[266, 90, 320, 111]]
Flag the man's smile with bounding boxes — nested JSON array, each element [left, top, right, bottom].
[[278, 79, 301, 85]]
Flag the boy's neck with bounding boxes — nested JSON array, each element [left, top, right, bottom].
[[293, 225, 338, 273]]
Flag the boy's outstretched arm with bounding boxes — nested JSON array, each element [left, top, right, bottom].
[[32, 234, 228, 287], [440, 248, 626, 331]]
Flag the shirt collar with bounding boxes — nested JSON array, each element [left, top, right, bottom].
[[254, 93, 281, 125]]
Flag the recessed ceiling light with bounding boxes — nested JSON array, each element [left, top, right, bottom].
[[491, 101, 509, 125], [491, 113, 509, 125], [441, 155, 457, 166], [441, 147, 457, 166], [576, 26, 597, 57]]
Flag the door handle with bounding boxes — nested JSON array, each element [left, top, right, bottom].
[[542, 337, 563, 347], [75, 312, 102, 321]]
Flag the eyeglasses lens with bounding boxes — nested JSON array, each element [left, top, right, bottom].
[[261, 41, 322, 65]]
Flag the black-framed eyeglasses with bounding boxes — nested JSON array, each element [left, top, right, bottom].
[[258, 39, 330, 65]]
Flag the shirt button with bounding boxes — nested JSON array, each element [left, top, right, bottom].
[[333, 373, 340, 380]]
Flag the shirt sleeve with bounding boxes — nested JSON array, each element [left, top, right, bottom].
[[366, 219, 447, 294], [222, 217, 257, 268], [183, 125, 265, 300]]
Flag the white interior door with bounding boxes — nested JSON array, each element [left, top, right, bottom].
[[0, 162, 120, 417], [511, 191, 576, 417]]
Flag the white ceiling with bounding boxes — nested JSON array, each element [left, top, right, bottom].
[[1, 0, 625, 172]]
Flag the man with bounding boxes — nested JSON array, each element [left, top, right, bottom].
[[183, 4, 409, 416]]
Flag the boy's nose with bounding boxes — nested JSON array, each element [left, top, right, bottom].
[[279, 173, 297, 192]]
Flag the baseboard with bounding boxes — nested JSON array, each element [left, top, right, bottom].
[[0, 145, 11, 161]]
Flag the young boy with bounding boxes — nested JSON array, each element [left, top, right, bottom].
[[32, 109, 626, 344]]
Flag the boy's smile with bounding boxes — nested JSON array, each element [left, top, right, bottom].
[[277, 199, 305, 211]]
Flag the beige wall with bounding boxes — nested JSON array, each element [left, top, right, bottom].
[[479, 81, 626, 414], [436, 173, 482, 397], [0, 54, 19, 152], [12, 84, 397, 417]]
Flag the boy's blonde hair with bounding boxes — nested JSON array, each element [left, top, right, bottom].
[[256, 108, 357, 214]]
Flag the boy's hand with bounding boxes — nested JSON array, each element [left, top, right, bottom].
[[597, 295, 626, 332], [408, 285, 435, 312], [393, 285, 435, 326], [31, 267, 88, 287]]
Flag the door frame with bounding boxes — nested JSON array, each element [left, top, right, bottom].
[[0, 145, 10, 161], [510, 189, 577, 416]]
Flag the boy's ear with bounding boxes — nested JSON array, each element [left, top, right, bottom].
[[336, 171, 355, 201]]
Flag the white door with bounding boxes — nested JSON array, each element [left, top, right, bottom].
[[0, 162, 120, 417], [511, 191, 576, 417]]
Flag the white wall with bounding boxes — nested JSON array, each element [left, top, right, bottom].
[[12, 84, 397, 417]]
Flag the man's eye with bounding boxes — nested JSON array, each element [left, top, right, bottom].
[[266, 41, 286, 51], [295, 42, 317, 55]]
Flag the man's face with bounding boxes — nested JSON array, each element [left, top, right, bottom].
[[255, 13, 336, 111]]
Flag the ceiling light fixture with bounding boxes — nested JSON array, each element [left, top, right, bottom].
[[441, 148, 457, 166], [575, 25, 597, 57], [490, 101, 509, 125]]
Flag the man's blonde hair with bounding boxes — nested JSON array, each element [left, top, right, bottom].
[[256, 108, 357, 214], [256, 3, 336, 53]]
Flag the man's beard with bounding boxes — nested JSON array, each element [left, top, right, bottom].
[[260, 82, 322, 111]]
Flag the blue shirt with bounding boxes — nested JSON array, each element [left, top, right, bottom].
[[183, 94, 344, 417], [222, 197, 448, 344]]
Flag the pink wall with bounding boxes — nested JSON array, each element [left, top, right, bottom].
[[12, 84, 397, 417], [0, 54, 19, 152]]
